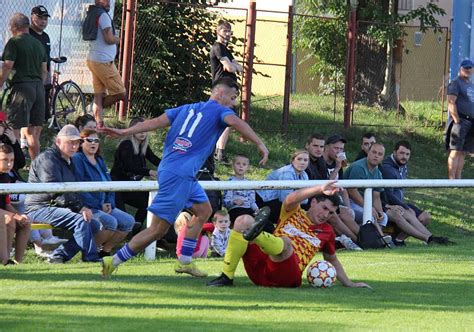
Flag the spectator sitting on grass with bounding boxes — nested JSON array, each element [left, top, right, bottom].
[[0, 143, 31, 264], [74, 114, 97, 131], [175, 211, 213, 258], [72, 129, 135, 257], [380, 140, 452, 246], [211, 210, 231, 257], [256, 149, 309, 232], [110, 117, 161, 229], [354, 132, 376, 162], [305, 133, 361, 250], [223, 154, 258, 225]]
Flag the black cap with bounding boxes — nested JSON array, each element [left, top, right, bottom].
[[325, 134, 347, 145], [32, 5, 50, 17]]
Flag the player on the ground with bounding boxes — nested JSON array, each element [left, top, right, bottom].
[[99, 77, 269, 278], [207, 181, 371, 288]]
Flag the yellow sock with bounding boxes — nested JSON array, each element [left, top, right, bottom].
[[222, 230, 249, 279], [253, 232, 284, 256]]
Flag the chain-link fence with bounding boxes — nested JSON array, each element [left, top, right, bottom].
[[0, 0, 101, 93], [115, 1, 247, 117], [288, 13, 342, 131], [353, 21, 449, 127]]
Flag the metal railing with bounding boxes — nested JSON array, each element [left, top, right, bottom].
[[2, 179, 473, 259]]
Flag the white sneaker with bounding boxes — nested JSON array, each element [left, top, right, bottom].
[[20, 138, 28, 149], [336, 234, 363, 251], [34, 244, 52, 258], [41, 236, 68, 250], [42, 236, 68, 246]]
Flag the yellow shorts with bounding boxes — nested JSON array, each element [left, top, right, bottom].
[[86, 60, 126, 96]]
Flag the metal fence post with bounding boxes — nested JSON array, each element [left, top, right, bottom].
[[144, 190, 157, 260], [241, 0, 257, 122], [118, 0, 138, 121], [362, 187, 372, 225], [343, 0, 358, 129], [282, 5, 294, 134]]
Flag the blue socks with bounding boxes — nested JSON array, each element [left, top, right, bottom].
[[113, 244, 136, 266], [179, 238, 197, 264]]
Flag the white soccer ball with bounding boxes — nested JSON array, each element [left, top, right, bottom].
[[306, 260, 337, 288]]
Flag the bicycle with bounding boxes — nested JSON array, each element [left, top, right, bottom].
[[0, 56, 87, 130]]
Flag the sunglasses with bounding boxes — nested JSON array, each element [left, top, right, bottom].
[[83, 138, 100, 144]]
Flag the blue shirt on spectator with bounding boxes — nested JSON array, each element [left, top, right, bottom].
[[257, 164, 309, 204]]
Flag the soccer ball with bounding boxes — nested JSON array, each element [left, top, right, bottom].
[[306, 260, 337, 288]]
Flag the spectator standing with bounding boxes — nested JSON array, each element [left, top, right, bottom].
[[83, 0, 125, 127], [446, 60, 474, 179], [29, 5, 51, 121], [210, 20, 243, 163], [25, 125, 102, 263], [0, 13, 47, 160]]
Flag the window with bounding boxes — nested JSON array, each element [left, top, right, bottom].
[[414, 31, 423, 47], [398, 0, 414, 11]]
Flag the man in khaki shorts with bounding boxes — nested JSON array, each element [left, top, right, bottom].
[[0, 13, 47, 160], [84, 0, 125, 128]]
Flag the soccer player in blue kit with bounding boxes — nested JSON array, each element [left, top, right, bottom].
[[100, 78, 269, 278]]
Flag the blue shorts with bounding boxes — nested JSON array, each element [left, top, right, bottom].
[[148, 170, 208, 224]]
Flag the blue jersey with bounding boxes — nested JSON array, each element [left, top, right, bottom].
[[159, 100, 234, 178]]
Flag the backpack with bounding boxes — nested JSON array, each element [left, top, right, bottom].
[[357, 221, 389, 249]]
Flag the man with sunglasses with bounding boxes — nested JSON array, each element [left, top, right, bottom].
[[446, 60, 474, 179]]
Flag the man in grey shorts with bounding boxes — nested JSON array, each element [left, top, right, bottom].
[[446, 59, 474, 179], [0, 13, 47, 161]]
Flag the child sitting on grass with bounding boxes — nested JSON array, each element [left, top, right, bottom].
[[211, 210, 231, 257], [175, 211, 213, 258]]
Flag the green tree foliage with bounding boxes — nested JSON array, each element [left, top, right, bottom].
[[115, 0, 219, 117], [294, 0, 445, 98]]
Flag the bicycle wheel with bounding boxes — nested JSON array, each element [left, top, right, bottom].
[[51, 81, 86, 129]]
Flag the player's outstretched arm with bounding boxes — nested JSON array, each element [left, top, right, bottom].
[[224, 114, 269, 165], [323, 252, 372, 289], [99, 114, 171, 138], [284, 181, 339, 212]]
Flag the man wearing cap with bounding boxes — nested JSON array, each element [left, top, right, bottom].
[[446, 59, 474, 179], [25, 125, 102, 263], [30, 5, 52, 122], [0, 13, 47, 161], [83, 0, 125, 128]]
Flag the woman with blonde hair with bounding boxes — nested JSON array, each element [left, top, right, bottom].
[[110, 117, 161, 229]]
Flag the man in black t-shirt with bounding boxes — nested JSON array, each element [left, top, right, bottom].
[[30, 5, 52, 122], [210, 20, 243, 84], [210, 20, 243, 163], [446, 60, 474, 179]]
